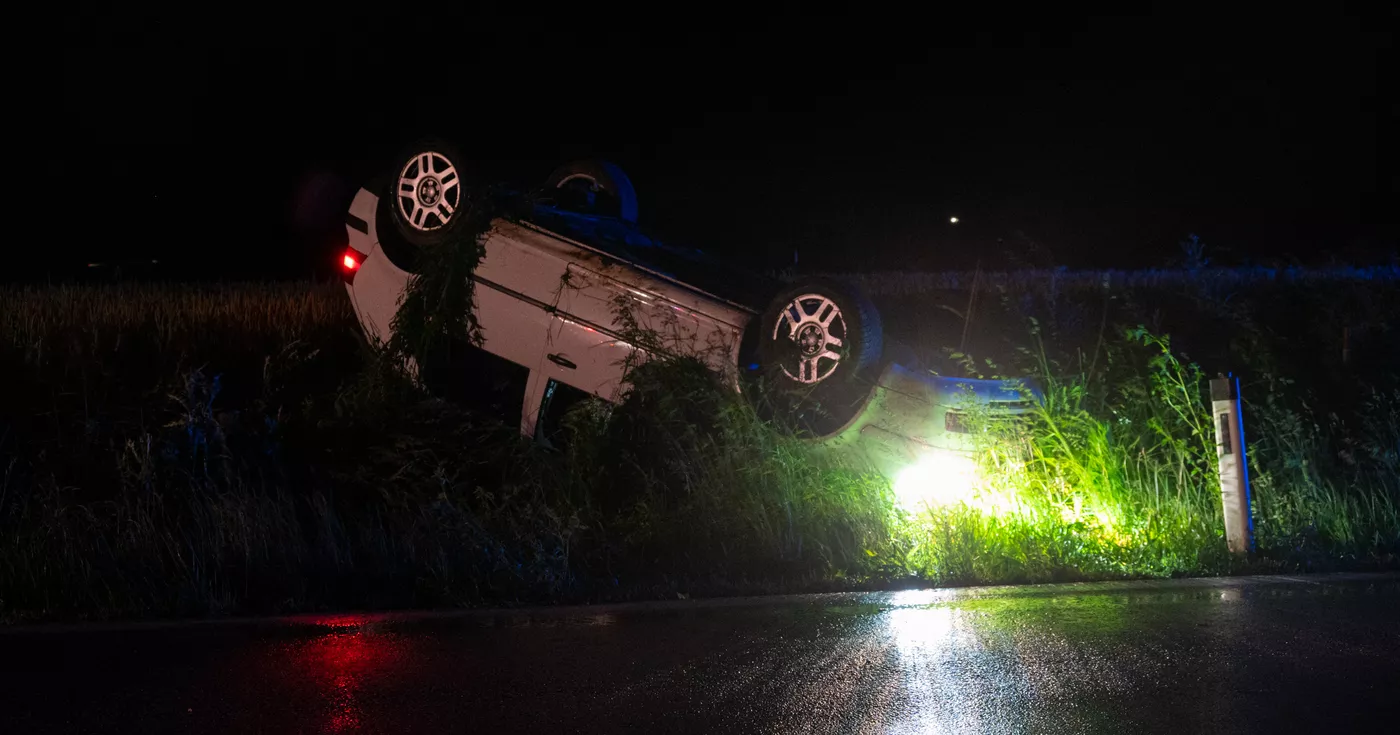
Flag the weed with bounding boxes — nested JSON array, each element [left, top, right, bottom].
[[0, 268, 1395, 621]]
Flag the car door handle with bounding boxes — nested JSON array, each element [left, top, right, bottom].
[[547, 354, 577, 370]]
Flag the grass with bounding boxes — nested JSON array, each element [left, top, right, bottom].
[[0, 282, 895, 619], [885, 271, 1400, 583], [1, 274, 1396, 622]]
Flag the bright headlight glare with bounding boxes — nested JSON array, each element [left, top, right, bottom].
[[893, 451, 980, 511]]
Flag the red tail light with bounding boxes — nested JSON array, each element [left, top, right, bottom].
[[341, 247, 366, 284]]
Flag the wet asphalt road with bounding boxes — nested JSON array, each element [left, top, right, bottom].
[[2, 574, 1397, 734]]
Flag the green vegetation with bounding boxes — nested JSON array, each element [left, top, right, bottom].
[[873, 260, 1399, 582], [897, 324, 1396, 587], [0, 282, 892, 619], [1, 263, 1396, 621]]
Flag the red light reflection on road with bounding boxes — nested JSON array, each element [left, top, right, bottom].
[[291, 615, 407, 733]]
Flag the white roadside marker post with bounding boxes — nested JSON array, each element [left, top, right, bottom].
[[1211, 375, 1254, 554]]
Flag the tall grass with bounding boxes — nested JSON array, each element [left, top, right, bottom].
[[0, 282, 894, 620], [0, 282, 363, 617], [892, 299, 1399, 584], [558, 359, 895, 586], [894, 324, 1228, 584], [1, 275, 1396, 621]]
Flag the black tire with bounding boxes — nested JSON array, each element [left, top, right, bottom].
[[377, 138, 475, 257], [750, 278, 884, 437], [544, 159, 639, 223]]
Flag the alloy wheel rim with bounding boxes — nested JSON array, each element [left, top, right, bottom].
[[396, 151, 461, 232], [771, 294, 846, 383]]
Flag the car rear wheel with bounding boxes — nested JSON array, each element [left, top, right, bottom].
[[750, 279, 884, 437], [377, 139, 474, 260]]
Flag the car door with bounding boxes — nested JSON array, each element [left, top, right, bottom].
[[470, 231, 574, 437], [538, 268, 638, 405], [552, 262, 744, 382]]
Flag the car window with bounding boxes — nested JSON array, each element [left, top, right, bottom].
[[535, 378, 595, 449]]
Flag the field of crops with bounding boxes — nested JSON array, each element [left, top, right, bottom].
[[1, 268, 1396, 621]]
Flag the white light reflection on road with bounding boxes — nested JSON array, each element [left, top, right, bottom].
[[881, 591, 1026, 734]]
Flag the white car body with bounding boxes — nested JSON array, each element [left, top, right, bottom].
[[343, 187, 754, 437]]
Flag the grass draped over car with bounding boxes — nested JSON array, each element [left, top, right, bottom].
[[1, 260, 1397, 620]]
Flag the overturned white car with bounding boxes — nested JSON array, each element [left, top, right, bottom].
[[340, 139, 1034, 479]]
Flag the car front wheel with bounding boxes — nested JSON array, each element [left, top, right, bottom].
[[750, 278, 884, 437]]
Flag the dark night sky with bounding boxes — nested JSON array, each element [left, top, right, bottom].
[[52, 5, 1397, 280]]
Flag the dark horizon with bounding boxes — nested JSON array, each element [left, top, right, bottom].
[[50, 6, 1397, 281]]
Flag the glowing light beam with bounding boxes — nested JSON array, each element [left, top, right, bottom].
[[893, 451, 979, 510]]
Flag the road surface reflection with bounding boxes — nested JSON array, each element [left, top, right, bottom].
[[130, 576, 1393, 734], [269, 615, 410, 734]]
